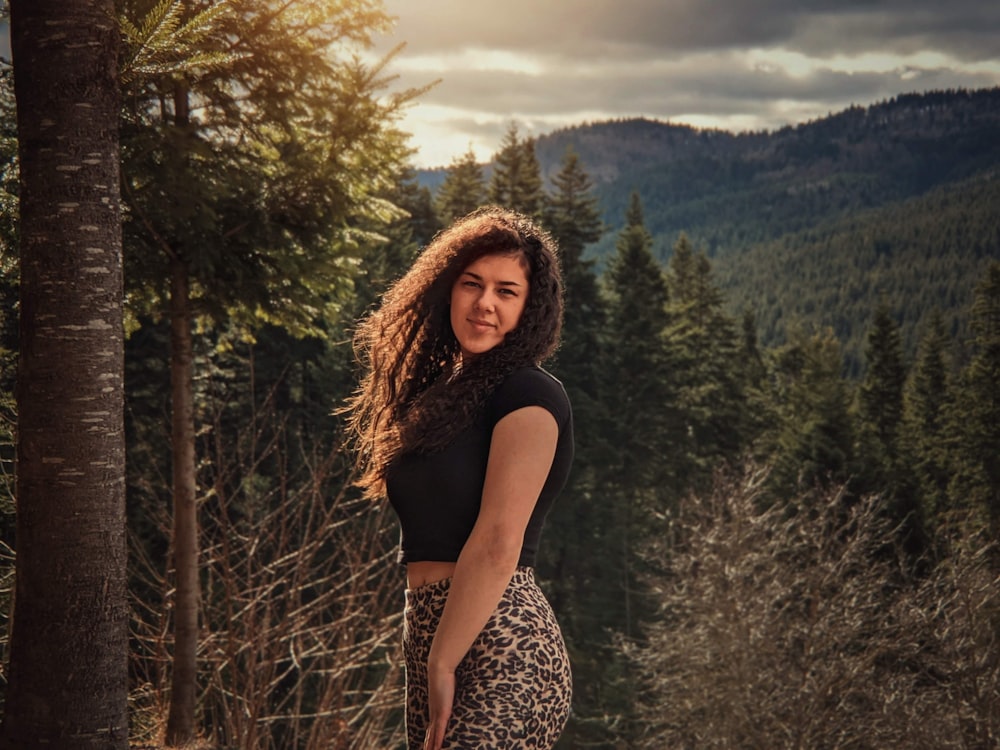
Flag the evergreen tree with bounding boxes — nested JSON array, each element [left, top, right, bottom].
[[948, 262, 1000, 535], [738, 307, 773, 452], [765, 328, 855, 495], [434, 148, 485, 225], [487, 123, 544, 219], [605, 193, 675, 499], [858, 303, 907, 455], [534, 150, 610, 748], [664, 234, 747, 487], [903, 309, 953, 531], [740, 307, 767, 391], [353, 165, 439, 310], [518, 136, 546, 219], [586, 192, 676, 743], [396, 166, 442, 250], [544, 146, 603, 279], [855, 302, 924, 552], [544, 146, 604, 399]]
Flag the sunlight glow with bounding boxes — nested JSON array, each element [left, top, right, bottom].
[[392, 48, 546, 76], [403, 106, 623, 167]]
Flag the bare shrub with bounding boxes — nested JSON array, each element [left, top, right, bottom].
[[626, 466, 1000, 749], [129, 393, 405, 749]]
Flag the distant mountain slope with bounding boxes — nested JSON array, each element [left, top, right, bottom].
[[715, 170, 1000, 376], [534, 88, 1000, 259]]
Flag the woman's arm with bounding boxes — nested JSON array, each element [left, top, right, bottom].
[[422, 405, 559, 750]]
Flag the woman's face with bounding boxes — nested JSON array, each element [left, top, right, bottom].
[[450, 253, 530, 360]]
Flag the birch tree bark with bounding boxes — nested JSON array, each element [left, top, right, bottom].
[[0, 1, 128, 747]]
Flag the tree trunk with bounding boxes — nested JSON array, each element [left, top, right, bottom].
[[1, 1, 128, 748], [165, 256, 200, 745]]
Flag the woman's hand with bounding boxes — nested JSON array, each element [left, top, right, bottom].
[[423, 663, 456, 750]]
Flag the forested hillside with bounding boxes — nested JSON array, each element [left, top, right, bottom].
[[718, 170, 1000, 376], [536, 88, 1000, 253], [423, 87, 1000, 373]]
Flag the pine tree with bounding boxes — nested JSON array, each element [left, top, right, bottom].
[[434, 148, 485, 225], [544, 146, 603, 278], [351, 166, 438, 319], [605, 193, 675, 497], [664, 234, 747, 487], [739, 307, 773, 450], [487, 123, 544, 219], [534, 150, 610, 747], [741, 307, 767, 390], [766, 328, 855, 496], [517, 136, 546, 220], [583, 192, 677, 743], [858, 303, 907, 455], [948, 262, 1000, 535], [396, 167, 442, 250], [544, 146, 604, 398], [903, 309, 953, 531], [856, 302, 924, 552]]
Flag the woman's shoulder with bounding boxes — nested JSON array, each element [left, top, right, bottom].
[[490, 366, 571, 425], [498, 365, 566, 392]]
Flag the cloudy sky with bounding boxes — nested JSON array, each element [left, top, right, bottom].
[[372, 0, 1000, 168]]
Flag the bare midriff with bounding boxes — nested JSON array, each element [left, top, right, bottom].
[[406, 560, 458, 590]]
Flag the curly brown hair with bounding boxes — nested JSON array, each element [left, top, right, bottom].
[[344, 205, 563, 498]]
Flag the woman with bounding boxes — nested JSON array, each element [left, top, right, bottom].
[[345, 206, 574, 749]]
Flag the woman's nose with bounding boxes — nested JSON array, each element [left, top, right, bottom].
[[475, 290, 496, 312]]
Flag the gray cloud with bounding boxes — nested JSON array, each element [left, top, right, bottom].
[[379, 0, 1000, 165], [386, 0, 1000, 60], [404, 58, 995, 118]]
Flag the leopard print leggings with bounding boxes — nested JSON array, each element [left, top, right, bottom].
[[402, 567, 572, 749]]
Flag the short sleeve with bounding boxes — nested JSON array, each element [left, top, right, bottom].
[[488, 367, 571, 429]]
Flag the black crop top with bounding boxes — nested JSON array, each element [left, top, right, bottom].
[[385, 366, 573, 567]]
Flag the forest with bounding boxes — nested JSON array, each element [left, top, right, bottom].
[[1, 1, 999, 749]]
